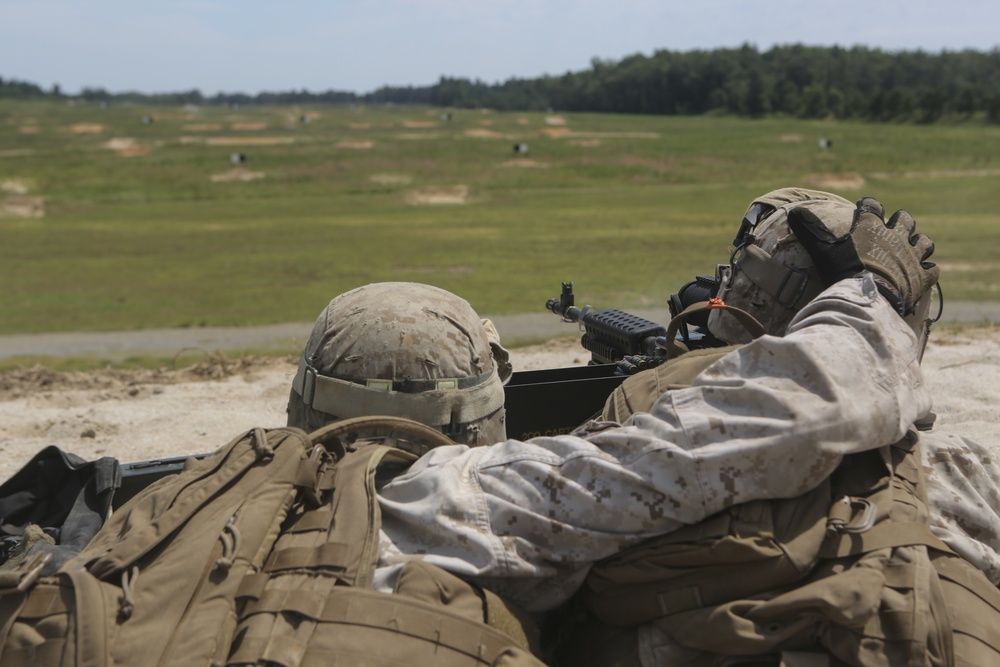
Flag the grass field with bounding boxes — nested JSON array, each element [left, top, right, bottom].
[[2, 100, 999, 337]]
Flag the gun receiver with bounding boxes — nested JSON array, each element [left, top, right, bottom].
[[546, 276, 726, 366], [545, 282, 668, 365]]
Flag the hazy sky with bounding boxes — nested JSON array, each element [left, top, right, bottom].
[[2, 0, 998, 95]]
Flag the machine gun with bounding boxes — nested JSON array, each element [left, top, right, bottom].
[[545, 276, 724, 366]]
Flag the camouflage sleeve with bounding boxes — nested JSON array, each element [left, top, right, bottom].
[[921, 430, 1000, 584], [376, 274, 931, 611]]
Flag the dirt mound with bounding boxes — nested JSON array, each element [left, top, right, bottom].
[[183, 124, 223, 131], [211, 167, 266, 182], [231, 122, 268, 131], [0, 354, 280, 402], [336, 140, 374, 149], [0, 179, 30, 195], [67, 123, 106, 134], [102, 137, 151, 157], [404, 185, 469, 205], [464, 129, 504, 138], [402, 120, 437, 128], [0, 196, 44, 218]]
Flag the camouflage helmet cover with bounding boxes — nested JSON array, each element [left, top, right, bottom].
[[288, 282, 509, 446], [708, 188, 855, 343]]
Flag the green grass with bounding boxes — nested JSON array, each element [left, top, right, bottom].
[[2, 100, 999, 336]]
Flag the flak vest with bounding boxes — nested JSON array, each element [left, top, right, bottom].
[[0, 423, 544, 667], [553, 348, 1000, 667]]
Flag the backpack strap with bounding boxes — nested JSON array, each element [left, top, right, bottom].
[[257, 443, 416, 590], [662, 298, 765, 359]]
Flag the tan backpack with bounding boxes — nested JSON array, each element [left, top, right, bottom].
[[229, 416, 545, 667], [0, 418, 544, 667], [0, 427, 313, 667]]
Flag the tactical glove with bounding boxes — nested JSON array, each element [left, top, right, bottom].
[[787, 197, 940, 315]]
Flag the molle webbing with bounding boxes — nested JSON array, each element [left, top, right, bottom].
[[820, 521, 952, 558], [230, 444, 542, 667], [254, 444, 411, 589], [292, 357, 504, 426], [582, 436, 962, 665], [931, 552, 1000, 665], [0, 427, 314, 667], [229, 587, 522, 667], [737, 243, 823, 310]]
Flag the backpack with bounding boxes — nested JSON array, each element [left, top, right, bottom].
[[0, 426, 312, 667], [0, 417, 544, 667], [228, 415, 545, 667]]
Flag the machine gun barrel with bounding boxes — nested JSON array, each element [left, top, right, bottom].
[[546, 282, 667, 365]]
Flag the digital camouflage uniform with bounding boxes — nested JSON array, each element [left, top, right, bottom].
[[569, 191, 1000, 664], [357, 194, 999, 665], [705, 189, 1000, 585], [922, 430, 1000, 583], [370, 276, 928, 612]]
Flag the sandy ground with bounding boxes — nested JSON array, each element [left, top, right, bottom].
[[0, 328, 997, 483]]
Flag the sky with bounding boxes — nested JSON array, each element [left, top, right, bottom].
[[2, 0, 999, 96]]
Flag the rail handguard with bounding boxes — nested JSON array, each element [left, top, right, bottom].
[[545, 282, 668, 365]]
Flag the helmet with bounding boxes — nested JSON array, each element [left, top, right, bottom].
[[287, 282, 510, 446], [709, 187, 939, 357], [708, 188, 856, 344]]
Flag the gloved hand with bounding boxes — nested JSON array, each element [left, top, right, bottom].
[[787, 197, 940, 315]]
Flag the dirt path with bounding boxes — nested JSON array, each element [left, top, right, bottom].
[[1, 302, 998, 361]]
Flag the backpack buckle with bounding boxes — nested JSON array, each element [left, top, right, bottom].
[[826, 496, 876, 535], [301, 363, 319, 408]]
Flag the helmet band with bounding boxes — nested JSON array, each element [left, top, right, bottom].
[[292, 357, 505, 426]]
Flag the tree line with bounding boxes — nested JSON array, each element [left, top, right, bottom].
[[5, 43, 1000, 123]]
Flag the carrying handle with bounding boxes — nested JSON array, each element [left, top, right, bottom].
[[308, 415, 455, 459]]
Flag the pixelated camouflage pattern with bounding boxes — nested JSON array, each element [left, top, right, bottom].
[[709, 189, 855, 343], [288, 282, 507, 445], [371, 276, 931, 612], [304, 282, 497, 389], [922, 430, 1000, 584]]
